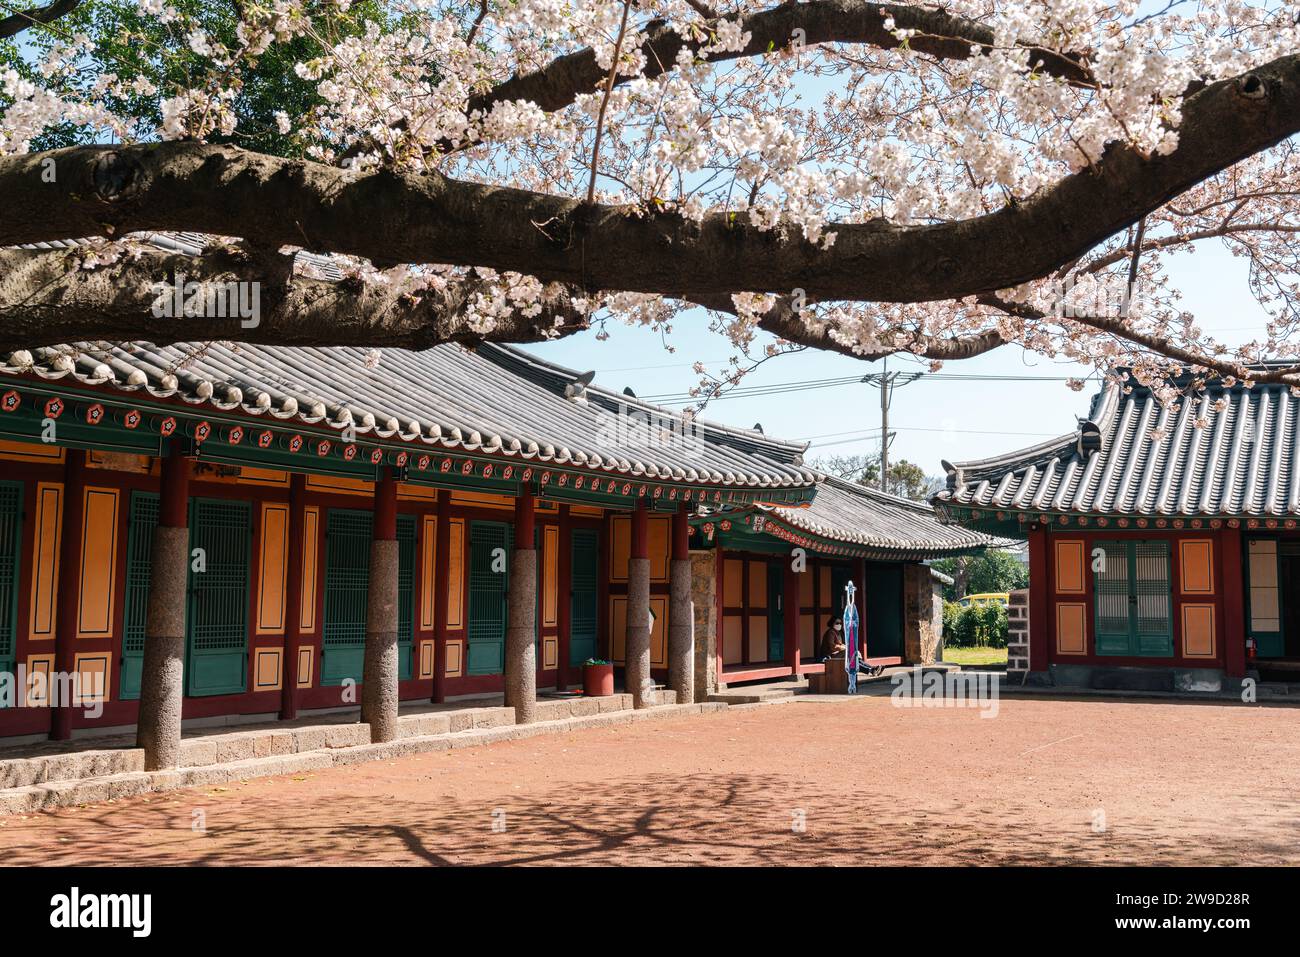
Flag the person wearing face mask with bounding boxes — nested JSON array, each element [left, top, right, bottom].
[[818, 617, 845, 661]]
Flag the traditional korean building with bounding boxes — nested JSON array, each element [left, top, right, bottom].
[[0, 338, 817, 761], [689, 475, 993, 691], [934, 367, 1300, 690]]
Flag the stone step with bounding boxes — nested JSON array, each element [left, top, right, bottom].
[[708, 677, 811, 706], [0, 701, 727, 816]]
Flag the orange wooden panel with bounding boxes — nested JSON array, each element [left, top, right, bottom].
[[256, 502, 290, 635], [76, 488, 119, 639], [570, 505, 604, 517], [24, 653, 55, 707], [800, 614, 815, 657], [1179, 539, 1215, 595], [748, 561, 768, 609], [1055, 602, 1087, 655], [450, 490, 516, 510], [610, 596, 628, 663], [72, 651, 111, 704], [648, 516, 670, 582], [418, 640, 435, 678], [609, 515, 631, 582], [299, 506, 320, 633], [722, 615, 743, 665], [543, 636, 558, 670], [397, 483, 438, 502], [296, 646, 314, 688], [305, 474, 372, 496], [723, 559, 744, 606], [445, 639, 464, 677], [650, 596, 668, 667], [1182, 603, 1216, 658], [253, 647, 283, 691], [28, 482, 62, 641], [1054, 540, 1086, 594], [446, 519, 465, 629], [419, 515, 438, 630], [747, 614, 768, 662], [235, 466, 289, 487], [798, 567, 814, 605], [0, 439, 62, 463], [542, 525, 559, 627]]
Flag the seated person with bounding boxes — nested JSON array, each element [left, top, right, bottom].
[[818, 618, 845, 661]]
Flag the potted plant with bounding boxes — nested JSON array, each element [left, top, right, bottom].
[[582, 658, 614, 697]]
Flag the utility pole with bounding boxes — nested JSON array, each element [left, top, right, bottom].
[[862, 360, 923, 496]]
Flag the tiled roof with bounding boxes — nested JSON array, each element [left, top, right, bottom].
[[754, 475, 998, 559], [935, 370, 1300, 518], [0, 341, 817, 490]]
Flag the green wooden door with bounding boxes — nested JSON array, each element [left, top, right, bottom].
[[397, 513, 416, 681], [1246, 538, 1284, 657], [767, 561, 784, 662], [570, 528, 599, 666], [467, 521, 510, 675], [185, 498, 252, 696], [1094, 540, 1173, 657], [865, 563, 903, 658], [0, 482, 22, 692], [322, 509, 371, 686], [120, 491, 160, 700]]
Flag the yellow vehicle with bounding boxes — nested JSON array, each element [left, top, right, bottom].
[[958, 592, 1010, 608]]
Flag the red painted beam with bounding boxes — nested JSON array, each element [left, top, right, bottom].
[[631, 500, 648, 559], [50, 449, 87, 740], [373, 468, 397, 541], [431, 490, 451, 703], [1221, 529, 1246, 678], [1027, 525, 1049, 671], [280, 472, 307, 720]]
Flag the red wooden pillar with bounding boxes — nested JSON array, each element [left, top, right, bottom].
[[1222, 529, 1246, 678], [516, 488, 536, 548], [50, 449, 87, 740], [782, 560, 800, 674], [1027, 525, 1049, 672], [556, 504, 572, 691], [280, 473, 307, 720], [373, 469, 398, 541], [630, 499, 648, 559], [714, 547, 725, 685], [430, 491, 451, 703]]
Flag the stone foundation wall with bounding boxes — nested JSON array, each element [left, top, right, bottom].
[[1007, 588, 1030, 678], [689, 550, 718, 699], [902, 563, 943, 665]]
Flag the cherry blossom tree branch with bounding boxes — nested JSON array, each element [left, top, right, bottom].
[[0, 0, 82, 40]]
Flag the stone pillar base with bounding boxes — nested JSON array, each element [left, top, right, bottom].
[[506, 548, 538, 723], [137, 525, 190, 771], [362, 538, 400, 743], [626, 556, 652, 708], [668, 557, 693, 704], [689, 550, 718, 701]]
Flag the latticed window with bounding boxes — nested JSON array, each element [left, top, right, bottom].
[[120, 491, 160, 700], [322, 508, 371, 686], [186, 499, 252, 695], [1093, 540, 1173, 657], [467, 521, 511, 675], [0, 482, 22, 686], [569, 528, 599, 666], [397, 513, 416, 681]]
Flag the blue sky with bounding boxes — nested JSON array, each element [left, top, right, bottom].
[[523, 243, 1271, 478]]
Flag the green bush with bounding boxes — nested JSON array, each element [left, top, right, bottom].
[[942, 602, 1008, 648]]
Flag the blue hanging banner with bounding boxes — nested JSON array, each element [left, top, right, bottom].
[[843, 580, 860, 694]]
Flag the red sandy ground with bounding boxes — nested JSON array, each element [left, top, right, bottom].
[[2, 695, 1296, 866]]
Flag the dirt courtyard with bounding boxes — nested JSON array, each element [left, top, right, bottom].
[[3, 694, 1297, 866]]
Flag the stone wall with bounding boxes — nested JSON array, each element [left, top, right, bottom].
[[1007, 588, 1030, 679], [902, 563, 943, 665], [689, 550, 718, 699]]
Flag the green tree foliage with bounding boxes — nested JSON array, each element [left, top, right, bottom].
[[810, 452, 944, 503], [3, 0, 394, 156], [942, 601, 1008, 648], [932, 549, 1028, 602]]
